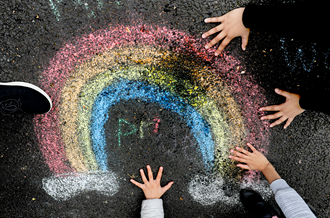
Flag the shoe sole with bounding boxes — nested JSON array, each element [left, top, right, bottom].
[[0, 82, 52, 113]]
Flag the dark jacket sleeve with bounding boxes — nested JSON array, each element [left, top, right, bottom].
[[299, 89, 330, 114], [242, 2, 328, 44], [242, 1, 330, 114]]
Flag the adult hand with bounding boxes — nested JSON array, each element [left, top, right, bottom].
[[229, 143, 270, 171], [130, 165, 174, 199], [202, 7, 250, 55], [259, 88, 305, 129]]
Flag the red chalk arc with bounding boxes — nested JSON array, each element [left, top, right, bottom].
[[34, 24, 270, 182]]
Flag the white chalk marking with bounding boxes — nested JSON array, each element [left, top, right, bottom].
[[240, 179, 273, 201], [49, 0, 104, 21], [188, 175, 237, 206], [188, 175, 273, 206], [42, 171, 119, 201]]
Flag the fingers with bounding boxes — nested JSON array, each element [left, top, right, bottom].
[[259, 88, 292, 112], [261, 111, 283, 121], [259, 105, 281, 112], [202, 24, 224, 39], [235, 146, 249, 155], [246, 143, 256, 152], [228, 155, 246, 163], [130, 179, 144, 189], [236, 164, 251, 170], [204, 16, 225, 23], [241, 33, 249, 51], [269, 116, 287, 128], [275, 88, 291, 98], [216, 37, 232, 55], [147, 165, 154, 181], [205, 31, 226, 49], [230, 149, 246, 158], [156, 166, 163, 182], [283, 117, 294, 129], [140, 168, 148, 183], [230, 149, 240, 156]]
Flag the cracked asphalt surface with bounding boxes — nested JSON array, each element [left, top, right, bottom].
[[1, 0, 330, 217]]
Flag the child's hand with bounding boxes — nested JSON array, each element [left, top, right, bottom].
[[130, 165, 173, 199], [229, 143, 270, 171], [259, 88, 305, 129], [202, 7, 250, 55]]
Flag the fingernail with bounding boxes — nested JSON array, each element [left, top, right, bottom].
[[202, 34, 206, 38], [236, 147, 240, 150], [259, 108, 263, 111], [242, 47, 246, 51], [260, 117, 264, 120], [205, 45, 209, 49], [229, 155, 232, 158], [204, 19, 208, 23], [215, 52, 219, 56], [230, 149, 234, 153], [270, 124, 273, 127]]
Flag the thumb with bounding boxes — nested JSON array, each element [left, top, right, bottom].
[[162, 181, 174, 193], [241, 34, 249, 51], [275, 88, 291, 98]]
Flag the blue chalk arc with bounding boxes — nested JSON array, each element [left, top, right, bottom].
[[91, 80, 215, 171]]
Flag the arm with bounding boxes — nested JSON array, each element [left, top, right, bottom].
[[243, 2, 327, 44], [259, 88, 305, 129], [130, 165, 173, 218], [203, 1, 328, 54], [299, 89, 330, 114], [202, 8, 250, 55], [229, 143, 316, 218], [260, 88, 330, 129], [259, 162, 281, 184], [140, 199, 165, 218], [228, 143, 280, 183], [271, 179, 317, 218]]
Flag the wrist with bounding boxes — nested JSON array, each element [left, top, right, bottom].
[[261, 163, 281, 184], [260, 161, 271, 172], [146, 195, 161, 200]]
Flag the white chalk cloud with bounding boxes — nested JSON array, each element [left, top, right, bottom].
[[188, 174, 273, 206], [42, 171, 119, 201]]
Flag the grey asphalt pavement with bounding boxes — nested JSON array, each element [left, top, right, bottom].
[[1, 0, 330, 217]]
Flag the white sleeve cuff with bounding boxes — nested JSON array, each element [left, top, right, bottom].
[[270, 179, 290, 194], [141, 199, 164, 218]]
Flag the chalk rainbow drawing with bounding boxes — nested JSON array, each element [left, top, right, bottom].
[[34, 23, 270, 203]]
